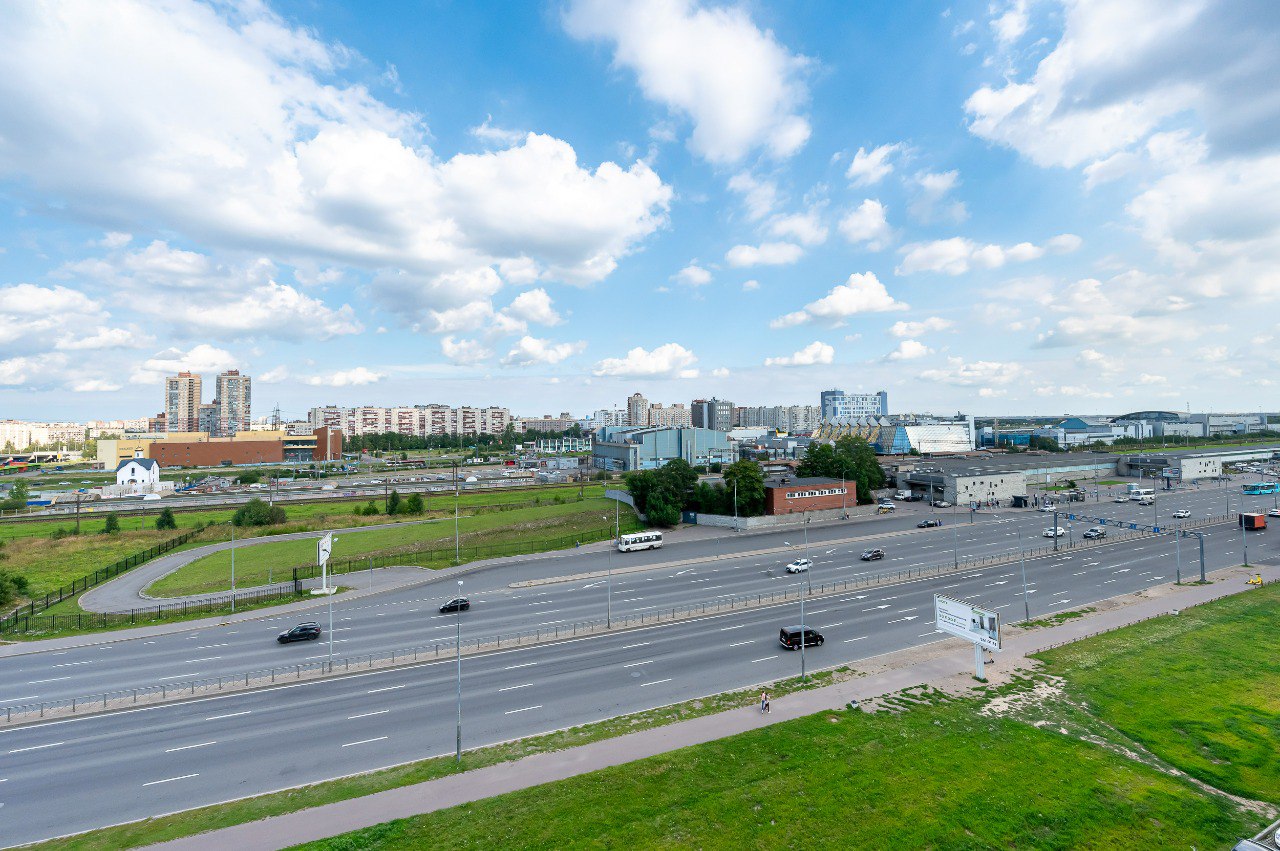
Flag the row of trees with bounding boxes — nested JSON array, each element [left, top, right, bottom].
[[355, 490, 425, 516], [624, 459, 765, 527], [794, 436, 886, 505]]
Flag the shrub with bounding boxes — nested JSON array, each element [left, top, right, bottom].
[[101, 513, 121, 534], [155, 508, 178, 530], [0, 570, 31, 607], [404, 494, 425, 515], [233, 498, 287, 527]]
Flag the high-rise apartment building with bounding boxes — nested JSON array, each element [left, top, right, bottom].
[[626, 393, 650, 427], [648, 403, 692, 428], [820, 389, 888, 420], [691, 398, 735, 431], [307, 404, 512, 437], [216, 369, 252, 436], [737, 405, 823, 433], [165, 372, 202, 433]]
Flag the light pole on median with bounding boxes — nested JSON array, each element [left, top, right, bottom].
[[799, 584, 807, 683], [230, 521, 236, 613], [1175, 521, 1182, 584], [455, 578, 463, 764], [1017, 525, 1030, 624], [603, 515, 614, 628]]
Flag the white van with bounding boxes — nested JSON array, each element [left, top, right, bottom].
[[894, 490, 911, 500]]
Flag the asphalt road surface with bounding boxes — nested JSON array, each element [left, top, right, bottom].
[[1, 483, 1276, 844]]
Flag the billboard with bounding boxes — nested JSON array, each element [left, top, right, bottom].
[[934, 594, 1001, 651]]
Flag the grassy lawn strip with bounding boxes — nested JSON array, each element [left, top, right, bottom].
[[1036, 582, 1280, 803], [148, 499, 634, 597], [0, 530, 181, 599], [26, 670, 844, 851], [295, 693, 1259, 850]]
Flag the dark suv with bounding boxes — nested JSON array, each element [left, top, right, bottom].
[[440, 597, 470, 613], [860, 548, 885, 561], [779, 626, 824, 650], [277, 622, 321, 643]]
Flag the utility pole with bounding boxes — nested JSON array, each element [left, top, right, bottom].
[[455, 579, 463, 763], [230, 521, 236, 613]]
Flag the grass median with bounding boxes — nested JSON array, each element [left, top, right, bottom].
[[147, 498, 635, 597]]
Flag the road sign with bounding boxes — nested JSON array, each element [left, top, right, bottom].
[[317, 532, 333, 568], [934, 594, 1001, 651]]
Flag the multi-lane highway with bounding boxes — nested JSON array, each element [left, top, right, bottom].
[[0, 480, 1275, 845]]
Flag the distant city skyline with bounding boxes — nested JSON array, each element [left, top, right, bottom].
[[1, 2, 1277, 420]]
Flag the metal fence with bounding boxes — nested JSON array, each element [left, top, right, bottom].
[[0, 583, 305, 635], [0, 527, 203, 633], [291, 520, 645, 587]]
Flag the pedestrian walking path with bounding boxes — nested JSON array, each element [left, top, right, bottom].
[[146, 561, 1279, 851]]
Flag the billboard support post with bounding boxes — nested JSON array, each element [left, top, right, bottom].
[[974, 643, 985, 680]]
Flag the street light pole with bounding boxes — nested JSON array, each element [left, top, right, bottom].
[[1017, 527, 1030, 624], [455, 578, 463, 763], [230, 521, 236, 613], [1175, 522, 1182, 584], [799, 587, 807, 683]]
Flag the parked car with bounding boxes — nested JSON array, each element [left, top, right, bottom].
[[1039, 504, 1057, 512], [1172, 509, 1191, 518], [1268, 508, 1280, 518], [860, 548, 885, 561], [1042, 527, 1066, 538], [917, 518, 942, 528], [1082, 527, 1107, 539], [439, 597, 471, 613], [785, 558, 813, 574], [1137, 498, 1155, 506], [1114, 495, 1130, 502], [932, 500, 952, 508], [893, 491, 911, 500], [877, 501, 895, 511], [277, 622, 322, 643], [778, 625, 824, 650]]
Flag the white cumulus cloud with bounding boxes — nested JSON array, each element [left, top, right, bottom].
[[838, 200, 892, 250], [845, 143, 901, 186], [770, 272, 907, 328], [593, 342, 698, 378], [725, 241, 804, 267], [305, 367, 386, 387], [765, 341, 834, 367], [502, 336, 586, 366]]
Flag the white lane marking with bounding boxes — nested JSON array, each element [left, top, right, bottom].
[[844, 636, 868, 643], [205, 711, 251, 721], [183, 656, 222, 664], [622, 660, 652, 668], [537, 620, 565, 626], [165, 741, 216, 753], [347, 709, 390, 720], [505, 705, 543, 715], [728, 640, 753, 647], [861, 605, 890, 611], [639, 678, 673, 687], [8, 741, 64, 754], [26, 676, 71, 684], [750, 656, 778, 663], [157, 673, 200, 681], [718, 624, 748, 631], [0, 696, 38, 703], [504, 662, 538, 670], [820, 622, 844, 629], [806, 608, 830, 615], [620, 642, 650, 650], [193, 643, 230, 650], [499, 683, 534, 692], [367, 685, 406, 694], [886, 616, 919, 624], [142, 773, 199, 787], [341, 737, 389, 748], [50, 661, 93, 668]]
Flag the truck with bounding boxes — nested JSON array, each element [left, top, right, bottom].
[[1239, 513, 1268, 531]]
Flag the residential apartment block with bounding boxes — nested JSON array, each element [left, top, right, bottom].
[[736, 405, 822, 433], [0, 420, 86, 451], [691, 398, 735, 431], [164, 372, 203, 432], [649, 403, 693, 428], [820, 389, 888, 420], [308, 404, 512, 437]]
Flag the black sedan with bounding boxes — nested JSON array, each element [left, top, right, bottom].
[[917, 518, 942, 528], [860, 548, 885, 561], [277, 622, 322, 643], [440, 597, 471, 613]]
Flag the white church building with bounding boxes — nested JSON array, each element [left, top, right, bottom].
[[105, 449, 173, 497]]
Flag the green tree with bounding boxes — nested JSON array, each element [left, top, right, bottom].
[[155, 508, 177, 530], [362, 499, 379, 516], [722, 459, 766, 516], [656, 459, 698, 508], [0, 479, 30, 511], [233, 498, 287, 527], [645, 488, 682, 527], [102, 513, 121, 534], [0, 570, 31, 608], [623, 470, 657, 513], [235, 471, 261, 485], [387, 489, 402, 515], [404, 493, 425, 515]]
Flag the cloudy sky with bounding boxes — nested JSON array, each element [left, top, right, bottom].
[[1, 0, 1276, 422]]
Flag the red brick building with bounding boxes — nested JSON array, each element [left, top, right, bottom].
[[764, 476, 853, 515], [147, 428, 343, 468]]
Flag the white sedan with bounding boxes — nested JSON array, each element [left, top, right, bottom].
[[1039, 504, 1057, 512], [785, 558, 813, 574], [1042, 527, 1066, 538], [1268, 508, 1280, 518], [1114, 495, 1131, 503], [1172, 509, 1191, 519]]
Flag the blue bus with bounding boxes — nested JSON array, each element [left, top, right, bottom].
[[1242, 482, 1279, 495]]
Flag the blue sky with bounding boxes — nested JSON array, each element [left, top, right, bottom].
[[1, 0, 1277, 422]]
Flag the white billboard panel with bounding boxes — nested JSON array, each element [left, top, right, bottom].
[[934, 594, 1001, 651]]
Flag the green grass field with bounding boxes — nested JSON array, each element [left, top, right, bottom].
[[1037, 582, 1280, 803], [299, 693, 1259, 850], [147, 498, 633, 597], [0, 530, 182, 599]]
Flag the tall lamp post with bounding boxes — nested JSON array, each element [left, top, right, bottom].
[[230, 521, 236, 613], [455, 578, 463, 763], [603, 515, 614, 628], [798, 584, 807, 683]]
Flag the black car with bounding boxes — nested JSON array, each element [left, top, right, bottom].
[[917, 518, 941, 528], [779, 626, 824, 650], [860, 548, 885, 561], [277, 622, 321, 643], [440, 597, 470, 613]]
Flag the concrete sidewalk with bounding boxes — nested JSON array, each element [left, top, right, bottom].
[[147, 562, 1278, 851]]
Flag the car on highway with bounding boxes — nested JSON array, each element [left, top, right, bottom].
[[917, 518, 941, 528], [1269, 508, 1280, 518], [277, 622, 322, 643], [1137, 498, 1155, 506], [1042, 527, 1066, 538], [932, 500, 952, 508], [1039, 504, 1057, 512], [860, 548, 885, 561], [785, 558, 813, 574], [1114, 495, 1130, 502], [1172, 509, 1191, 518], [439, 597, 470, 613], [1082, 527, 1107, 539], [778, 625, 824, 650]]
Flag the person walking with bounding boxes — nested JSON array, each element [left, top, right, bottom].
[[760, 691, 771, 714]]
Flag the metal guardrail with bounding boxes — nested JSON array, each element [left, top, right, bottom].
[[0, 516, 1220, 726]]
